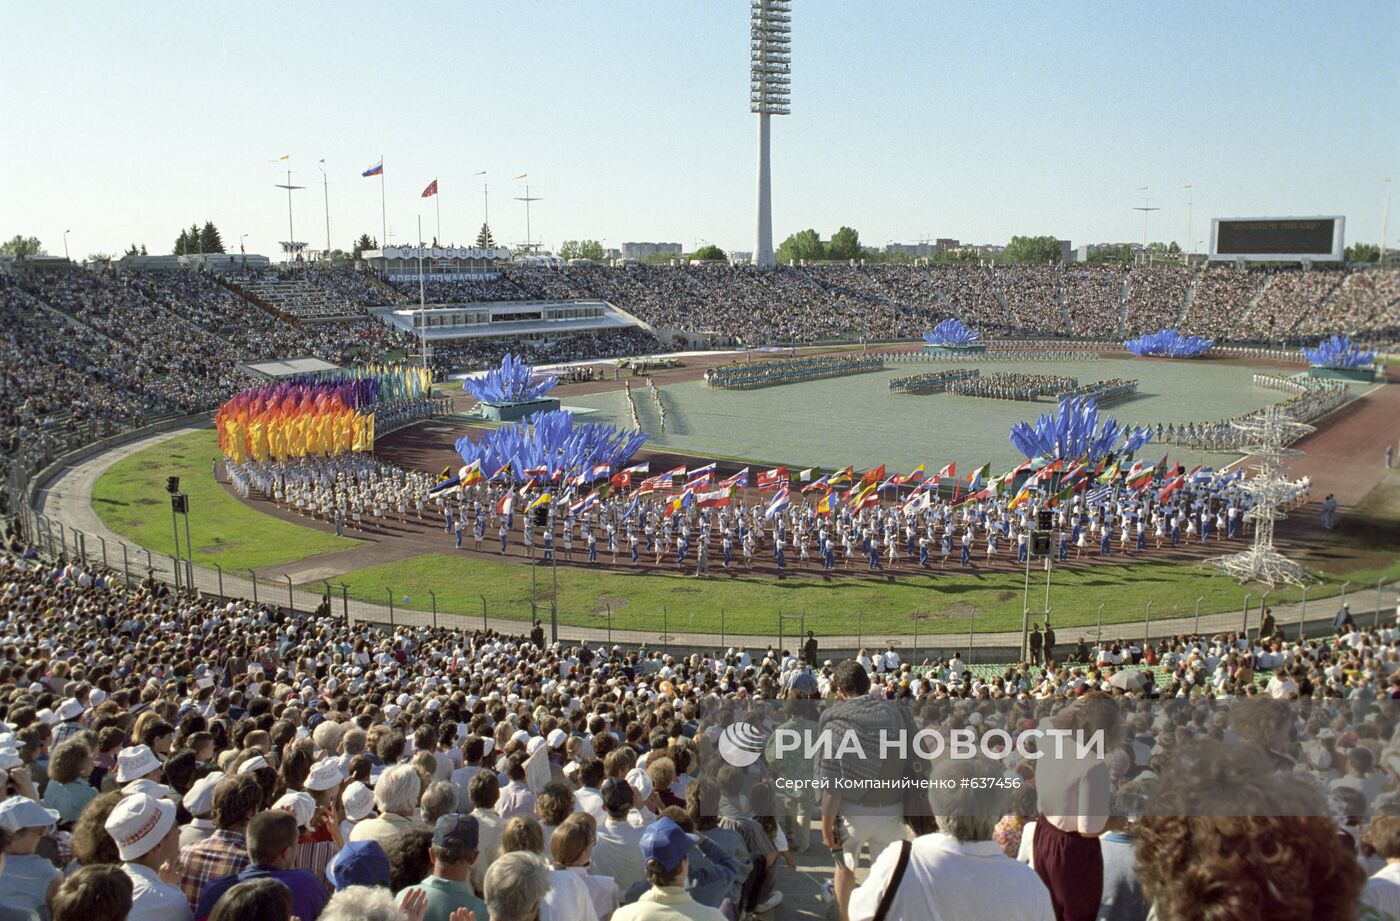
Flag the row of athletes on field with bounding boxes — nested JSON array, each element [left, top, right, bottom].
[[222, 456, 1291, 572]]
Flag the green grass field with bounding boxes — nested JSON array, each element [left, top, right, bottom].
[[92, 429, 356, 571], [321, 552, 1400, 637]]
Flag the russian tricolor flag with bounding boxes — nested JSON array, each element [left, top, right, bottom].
[[362, 159, 384, 177]]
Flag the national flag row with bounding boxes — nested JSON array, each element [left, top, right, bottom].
[[429, 452, 1212, 517]]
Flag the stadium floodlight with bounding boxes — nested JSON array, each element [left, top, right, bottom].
[[751, 0, 790, 270]]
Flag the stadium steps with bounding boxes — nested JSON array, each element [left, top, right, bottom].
[[213, 275, 296, 324], [921, 267, 962, 322], [1232, 276, 1273, 338], [1115, 277, 1130, 337], [1056, 266, 1074, 335], [1176, 265, 1203, 328], [18, 287, 124, 348]]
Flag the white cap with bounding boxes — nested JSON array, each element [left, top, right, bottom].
[[0, 749, 21, 772], [342, 781, 375, 821], [237, 754, 271, 774], [547, 729, 567, 749], [104, 793, 176, 861], [36, 709, 58, 726], [626, 767, 653, 801], [182, 772, 225, 816], [116, 745, 161, 783], [305, 758, 346, 793], [56, 699, 85, 722], [122, 778, 173, 801], [273, 791, 317, 829], [0, 795, 60, 832]]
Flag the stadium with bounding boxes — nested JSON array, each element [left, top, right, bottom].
[[2, 4, 1400, 921]]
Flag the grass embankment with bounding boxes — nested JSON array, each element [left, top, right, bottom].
[[92, 429, 356, 571]]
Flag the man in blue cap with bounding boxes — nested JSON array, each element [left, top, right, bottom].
[[326, 839, 391, 892], [612, 817, 725, 921], [395, 814, 487, 921]]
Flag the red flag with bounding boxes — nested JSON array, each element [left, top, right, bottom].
[[937, 462, 956, 480], [421, 179, 438, 198], [860, 465, 886, 485], [756, 466, 788, 491]]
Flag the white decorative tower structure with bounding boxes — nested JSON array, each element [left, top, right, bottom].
[[1209, 404, 1315, 587], [751, 0, 790, 270]]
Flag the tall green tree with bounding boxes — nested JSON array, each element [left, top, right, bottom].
[[1346, 242, 1380, 263], [1003, 235, 1063, 264], [826, 226, 862, 261], [775, 228, 824, 263], [199, 222, 225, 254], [0, 235, 47, 257], [352, 234, 378, 259], [577, 240, 604, 261], [691, 244, 727, 261], [475, 223, 496, 248]]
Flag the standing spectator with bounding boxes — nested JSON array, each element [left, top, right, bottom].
[[848, 758, 1055, 921]]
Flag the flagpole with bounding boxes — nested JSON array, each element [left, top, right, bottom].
[[322, 167, 331, 255], [418, 215, 427, 374], [435, 182, 441, 246], [380, 155, 387, 247]]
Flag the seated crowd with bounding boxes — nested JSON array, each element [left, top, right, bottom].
[[1, 525, 1400, 921]]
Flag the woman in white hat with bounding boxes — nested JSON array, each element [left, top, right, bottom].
[[339, 780, 377, 844], [103, 792, 191, 921], [0, 795, 63, 918]]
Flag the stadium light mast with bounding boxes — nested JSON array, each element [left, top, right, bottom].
[[274, 168, 305, 264], [751, 0, 791, 270], [515, 183, 542, 254], [1132, 187, 1160, 252]]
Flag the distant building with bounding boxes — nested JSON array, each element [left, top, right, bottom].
[[1074, 242, 1140, 263], [883, 240, 960, 258], [602, 248, 622, 260], [727, 250, 753, 264], [1058, 240, 1073, 263], [621, 242, 683, 261]]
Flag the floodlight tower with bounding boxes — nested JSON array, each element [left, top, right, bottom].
[[1208, 404, 1316, 587], [751, 0, 790, 270]]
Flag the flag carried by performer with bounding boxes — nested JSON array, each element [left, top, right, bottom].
[[495, 492, 514, 516], [665, 489, 694, 515], [902, 490, 931, 513], [815, 491, 837, 517], [893, 464, 925, 485], [362, 159, 384, 177], [460, 461, 484, 487], [756, 466, 788, 491], [526, 492, 552, 512], [937, 462, 956, 481], [828, 465, 855, 486], [860, 464, 886, 485], [623, 461, 650, 476], [490, 461, 512, 481], [801, 474, 830, 493], [434, 466, 453, 483], [421, 179, 438, 198], [686, 462, 716, 480], [720, 467, 750, 488], [798, 467, 816, 482], [852, 481, 880, 511], [695, 486, 734, 509], [763, 486, 790, 520]]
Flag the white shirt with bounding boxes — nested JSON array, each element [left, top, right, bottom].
[[1364, 863, 1400, 919], [575, 785, 606, 823], [123, 862, 194, 921], [592, 816, 648, 892], [470, 807, 504, 894], [848, 834, 1055, 921], [567, 865, 620, 921], [540, 866, 599, 921]]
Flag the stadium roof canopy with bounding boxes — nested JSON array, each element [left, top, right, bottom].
[[241, 357, 341, 379]]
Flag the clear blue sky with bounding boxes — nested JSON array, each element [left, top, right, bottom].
[[3, 1, 1396, 260]]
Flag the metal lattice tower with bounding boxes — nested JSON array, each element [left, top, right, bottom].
[[751, 0, 790, 270], [1208, 404, 1316, 587]]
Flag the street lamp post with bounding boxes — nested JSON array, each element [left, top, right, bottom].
[[63, 229, 71, 261]]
